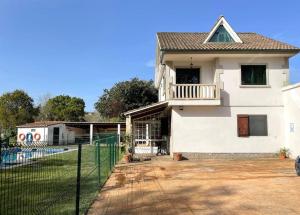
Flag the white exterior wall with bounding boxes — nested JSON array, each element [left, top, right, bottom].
[[171, 106, 284, 153], [17, 124, 75, 145], [283, 85, 300, 158], [17, 127, 48, 142], [219, 57, 286, 106], [48, 124, 70, 145], [169, 56, 288, 154]]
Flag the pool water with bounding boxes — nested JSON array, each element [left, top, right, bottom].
[[0, 148, 66, 165]]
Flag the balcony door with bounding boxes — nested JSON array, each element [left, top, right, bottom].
[[176, 68, 200, 84]]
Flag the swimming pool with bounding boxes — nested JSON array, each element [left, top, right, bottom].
[[0, 148, 68, 166]]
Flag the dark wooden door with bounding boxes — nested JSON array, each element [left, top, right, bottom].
[[53, 127, 60, 145], [237, 115, 249, 137]]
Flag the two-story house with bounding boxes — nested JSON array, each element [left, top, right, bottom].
[[124, 16, 300, 158]]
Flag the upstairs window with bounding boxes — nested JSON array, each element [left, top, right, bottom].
[[209, 25, 234, 42], [241, 65, 267, 85]]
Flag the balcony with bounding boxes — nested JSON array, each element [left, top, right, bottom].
[[168, 83, 221, 106]]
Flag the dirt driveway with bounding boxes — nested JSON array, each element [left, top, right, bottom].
[[88, 157, 300, 215]]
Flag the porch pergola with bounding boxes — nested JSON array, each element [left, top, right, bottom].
[[123, 102, 170, 154]]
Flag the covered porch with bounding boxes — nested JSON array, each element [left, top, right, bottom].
[[124, 102, 170, 155]]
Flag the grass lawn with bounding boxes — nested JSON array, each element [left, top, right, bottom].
[[0, 144, 122, 215]]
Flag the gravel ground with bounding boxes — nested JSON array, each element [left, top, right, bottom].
[[88, 157, 300, 215]]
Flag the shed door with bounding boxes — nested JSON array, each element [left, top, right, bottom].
[[53, 127, 60, 145], [237, 115, 249, 137]]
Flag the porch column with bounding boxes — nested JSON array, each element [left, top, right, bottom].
[[126, 115, 132, 135], [146, 124, 149, 146], [214, 58, 224, 100], [89, 123, 93, 144], [165, 61, 173, 101], [117, 123, 121, 143]]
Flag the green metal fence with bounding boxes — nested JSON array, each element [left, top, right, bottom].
[[77, 134, 121, 214], [0, 134, 122, 215]]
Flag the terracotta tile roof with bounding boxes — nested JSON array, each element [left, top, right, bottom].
[[17, 121, 64, 128], [157, 32, 300, 52]]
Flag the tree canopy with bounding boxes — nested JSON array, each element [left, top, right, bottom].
[[0, 90, 38, 131], [95, 78, 158, 119], [43, 95, 85, 121]]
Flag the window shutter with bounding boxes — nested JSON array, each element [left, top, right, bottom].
[[237, 115, 249, 137]]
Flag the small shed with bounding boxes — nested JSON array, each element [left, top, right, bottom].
[[17, 121, 126, 145], [17, 121, 68, 145]]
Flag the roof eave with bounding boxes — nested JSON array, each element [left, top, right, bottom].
[[159, 49, 300, 55]]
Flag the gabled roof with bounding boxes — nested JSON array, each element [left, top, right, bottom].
[[204, 16, 242, 43], [157, 32, 300, 52], [157, 16, 300, 53]]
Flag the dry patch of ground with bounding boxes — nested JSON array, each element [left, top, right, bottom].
[[88, 158, 300, 215]]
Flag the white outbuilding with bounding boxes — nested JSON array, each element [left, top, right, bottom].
[[17, 121, 126, 145], [17, 121, 73, 145]]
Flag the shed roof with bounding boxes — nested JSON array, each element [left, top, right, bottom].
[[17, 121, 125, 128], [123, 101, 168, 117], [17, 121, 64, 128]]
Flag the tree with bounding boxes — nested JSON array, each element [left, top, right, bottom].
[[0, 90, 38, 137], [36, 93, 52, 121], [84, 111, 102, 122], [95, 78, 158, 119], [43, 95, 85, 121]]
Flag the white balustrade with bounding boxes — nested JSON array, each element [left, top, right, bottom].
[[170, 84, 218, 99]]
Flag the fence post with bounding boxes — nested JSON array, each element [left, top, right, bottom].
[[0, 140, 2, 165], [75, 143, 82, 215], [109, 138, 112, 172], [115, 135, 117, 164], [113, 136, 116, 166], [97, 140, 101, 183], [116, 135, 119, 162], [111, 137, 113, 167]]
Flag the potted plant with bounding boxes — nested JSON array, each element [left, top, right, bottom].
[[279, 147, 290, 160], [123, 153, 132, 163], [122, 135, 133, 163], [173, 153, 183, 161]]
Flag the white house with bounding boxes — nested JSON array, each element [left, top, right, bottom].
[[124, 16, 300, 158]]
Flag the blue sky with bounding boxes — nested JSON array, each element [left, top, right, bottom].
[[0, 0, 300, 111]]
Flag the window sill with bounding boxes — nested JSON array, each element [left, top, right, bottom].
[[239, 85, 271, 88]]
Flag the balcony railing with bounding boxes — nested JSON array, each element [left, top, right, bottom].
[[170, 84, 219, 100]]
